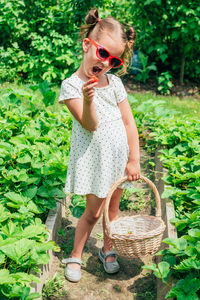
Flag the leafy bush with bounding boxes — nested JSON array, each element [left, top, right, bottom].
[[131, 52, 157, 83], [109, 0, 200, 83], [157, 72, 173, 95], [1, 0, 200, 84], [0, 0, 109, 84]]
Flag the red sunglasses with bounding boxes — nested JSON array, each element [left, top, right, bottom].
[[88, 38, 124, 68]]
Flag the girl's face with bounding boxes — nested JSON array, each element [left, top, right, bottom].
[[82, 31, 125, 79]]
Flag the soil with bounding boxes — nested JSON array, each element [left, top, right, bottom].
[[123, 75, 200, 99], [43, 147, 158, 300]]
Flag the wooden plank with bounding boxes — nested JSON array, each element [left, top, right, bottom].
[[154, 148, 177, 300], [30, 198, 66, 298]]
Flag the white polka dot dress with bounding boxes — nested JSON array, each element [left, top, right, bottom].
[[59, 73, 130, 198]]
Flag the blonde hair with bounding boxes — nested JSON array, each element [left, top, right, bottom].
[[80, 8, 136, 76]]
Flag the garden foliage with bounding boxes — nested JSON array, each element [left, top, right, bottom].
[[110, 0, 200, 84], [0, 84, 71, 299], [0, 0, 108, 84], [129, 96, 200, 299], [0, 0, 199, 84]]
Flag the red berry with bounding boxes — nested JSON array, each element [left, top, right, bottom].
[[90, 75, 99, 82]]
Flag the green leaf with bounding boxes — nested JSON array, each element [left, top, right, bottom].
[[142, 263, 160, 277], [39, 81, 56, 107], [163, 237, 187, 250], [31, 248, 50, 264], [0, 269, 15, 284], [0, 221, 22, 238], [0, 238, 35, 262], [4, 192, 27, 207], [0, 238, 18, 248], [11, 272, 41, 284], [22, 224, 46, 239], [144, 0, 161, 5], [185, 246, 198, 258], [26, 201, 42, 214], [158, 261, 170, 282], [35, 240, 60, 252], [175, 258, 200, 271], [50, 188, 66, 198], [188, 229, 200, 238], [37, 186, 49, 198], [162, 186, 180, 198], [23, 186, 38, 199], [69, 205, 85, 219], [163, 255, 176, 267], [0, 251, 6, 264], [27, 176, 41, 185], [0, 204, 11, 222], [17, 154, 32, 163]]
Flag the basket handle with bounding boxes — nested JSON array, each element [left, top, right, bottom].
[[104, 175, 162, 229]]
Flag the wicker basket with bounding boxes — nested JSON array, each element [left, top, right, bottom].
[[104, 175, 166, 258]]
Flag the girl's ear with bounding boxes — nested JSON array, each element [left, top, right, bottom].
[[82, 38, 90, 53]]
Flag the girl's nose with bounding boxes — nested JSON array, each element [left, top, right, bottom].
[[102, 59, 110, 68]]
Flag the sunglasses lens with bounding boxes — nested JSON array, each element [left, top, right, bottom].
[[98, 47, 109, 59], [111, 58, 122, 68]]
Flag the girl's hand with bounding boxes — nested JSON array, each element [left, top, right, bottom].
[[125, 160, 140, 181], [82, 78, 98, 103]]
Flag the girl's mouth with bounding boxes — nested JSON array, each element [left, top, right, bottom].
[[92, 66, 102, 75]]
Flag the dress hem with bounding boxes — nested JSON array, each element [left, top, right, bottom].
[[65, 185, 125, 199]]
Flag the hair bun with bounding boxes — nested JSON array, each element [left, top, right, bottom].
[[126, 27, 136, 42], [85, 8, 99, 25]]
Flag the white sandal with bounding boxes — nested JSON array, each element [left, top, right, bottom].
[[62, 257, 82, 282]]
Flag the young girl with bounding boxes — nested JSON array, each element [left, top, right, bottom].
[[59, 8, 140, 282]]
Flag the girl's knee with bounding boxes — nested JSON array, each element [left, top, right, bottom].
[[84, 210, 101, 225], [84, 194, 105, 225]]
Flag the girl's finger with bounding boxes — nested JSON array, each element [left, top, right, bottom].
[[82, 84, 97, 95], [86, 89, 94, 95], [85, 81, 98, 89], [87, 92, 94, 98], [128, 175, 133, 181]]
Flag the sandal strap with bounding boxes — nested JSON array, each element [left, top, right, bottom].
[[62, 257, 82, 265], [103, 250, 118, 259]]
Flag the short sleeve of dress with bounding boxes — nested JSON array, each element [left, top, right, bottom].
[[112, 75, 127, 103], [59, 78, 82, 104]]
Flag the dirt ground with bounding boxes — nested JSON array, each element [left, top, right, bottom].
[[43, 147, 157, 300], [124, 75, 200, 99]]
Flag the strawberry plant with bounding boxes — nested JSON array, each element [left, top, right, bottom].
[[130, 95, 200, 299], [0, 84, 72, 298]]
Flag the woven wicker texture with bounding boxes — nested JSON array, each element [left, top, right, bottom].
[[104, 175, 166, 258]]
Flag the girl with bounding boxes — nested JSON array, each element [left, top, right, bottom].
[[59, 8, 140, 282]]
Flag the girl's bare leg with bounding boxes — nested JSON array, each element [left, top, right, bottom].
[[102, 188, 123, 262], [69, 194, 105, 269]]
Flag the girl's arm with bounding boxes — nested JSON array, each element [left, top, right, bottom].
[[118, 98, 140, 181], [64, 79, 98, 132]]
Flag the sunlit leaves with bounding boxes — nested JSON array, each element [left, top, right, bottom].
[[0, 86, 70, 298]]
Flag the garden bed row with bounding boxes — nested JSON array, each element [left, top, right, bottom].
[[0, 86, 71, 299], [131, 95, 200, 299]]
